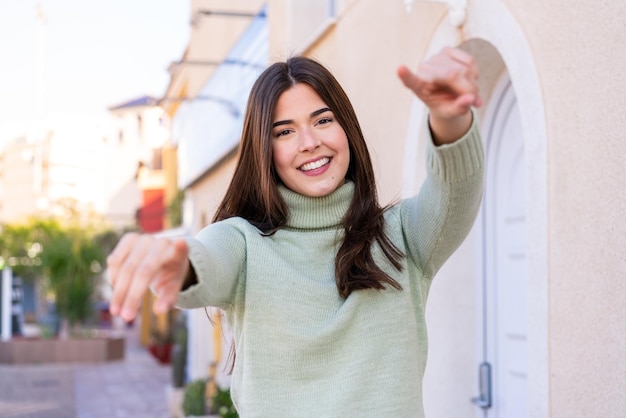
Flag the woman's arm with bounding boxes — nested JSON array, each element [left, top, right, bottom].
[[396, 46, 484, 277], [400, 120, 484, 277], [107, 220, 246, 321], [175, 221, 246, 310]]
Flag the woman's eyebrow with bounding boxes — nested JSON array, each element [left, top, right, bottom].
[[272, 107, 332, 128], [310, 107, 331, 118]]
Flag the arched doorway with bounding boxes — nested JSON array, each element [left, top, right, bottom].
[[476, 71, 529, 417], [403, 28, 547, 415]]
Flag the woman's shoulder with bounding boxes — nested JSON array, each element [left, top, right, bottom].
[[383, 195, 423, 231], [196, 216, 262, 241], [383, 199, 407, 223]]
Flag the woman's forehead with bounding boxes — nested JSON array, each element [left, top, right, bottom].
[[273, 84, 328, 120]]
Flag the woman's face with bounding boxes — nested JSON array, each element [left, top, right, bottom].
[[271, 83, 350, 197]]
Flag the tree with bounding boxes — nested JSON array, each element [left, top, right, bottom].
[[40, 227, 102, 327], [0, 218, 121, 330]]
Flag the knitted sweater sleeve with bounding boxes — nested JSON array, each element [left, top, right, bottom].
[[400, 114, 484, 279], [174, 220, 246, 310]]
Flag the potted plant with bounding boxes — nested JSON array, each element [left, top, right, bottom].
[[212, 387, 238, 418], [182, 379, 208, 417], [148, 327, 174, 364], [167, 312, 188, 417], [181, 378, 238, 418], [0, 219, 126, 364]]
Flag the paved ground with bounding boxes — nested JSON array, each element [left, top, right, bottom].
[[0, 327, 172, 418]]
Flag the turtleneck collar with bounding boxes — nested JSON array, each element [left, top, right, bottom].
[[278, 181, 354, 230]]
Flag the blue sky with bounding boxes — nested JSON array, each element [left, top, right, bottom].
[[0, 0, 189, 136]]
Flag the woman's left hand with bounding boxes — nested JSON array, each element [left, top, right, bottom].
[[398, 47, 482, 144]]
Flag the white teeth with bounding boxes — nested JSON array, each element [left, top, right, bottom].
[[299, 157, 330, 172]]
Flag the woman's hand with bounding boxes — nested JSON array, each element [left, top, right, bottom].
[[397, 46, 482, 144], [106, 233, 190, 322]]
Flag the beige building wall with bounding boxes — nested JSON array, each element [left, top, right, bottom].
[[186, 156, 237, 234], [502, 1, 626, 416]]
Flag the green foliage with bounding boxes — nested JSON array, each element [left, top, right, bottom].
[[0, 217, 122, 327], [40, 227, 103, 326], [182, 379, 206, 416], [0, 218, 59, 279], [180, 376, 238, 418], [38, 323, 56, 339], [181, 379, 238, 418], [171, 312, 188, 388], [213, 387, 238, 418], [167, 189, 184, 227]]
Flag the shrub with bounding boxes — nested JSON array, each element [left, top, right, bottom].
[[213, 387, 238, 418], [182, 379, 206, 416]]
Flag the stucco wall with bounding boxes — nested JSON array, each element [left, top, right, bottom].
[[186, 154, 237, 235], [504, 0, 626, 415]]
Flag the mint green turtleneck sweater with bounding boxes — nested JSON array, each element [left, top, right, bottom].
[[176, 120, 484, 417]]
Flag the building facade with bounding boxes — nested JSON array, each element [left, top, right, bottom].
[[108, 95, 170, 233]]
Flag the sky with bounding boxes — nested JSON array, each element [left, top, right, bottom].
[[0, 0, 190, 140]]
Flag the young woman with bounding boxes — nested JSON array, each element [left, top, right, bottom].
[[107, 47, 484, 417]]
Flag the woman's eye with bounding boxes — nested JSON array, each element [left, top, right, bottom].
[[317, 117, 333, 126], [275, 129, 290, 138]]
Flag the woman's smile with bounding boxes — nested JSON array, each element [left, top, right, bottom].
[[299, 157, 332, 173]]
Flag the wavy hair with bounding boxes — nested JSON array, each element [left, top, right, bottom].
[[214, 56, 403, 298]]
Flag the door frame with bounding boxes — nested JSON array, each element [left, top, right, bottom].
[[475, 71, 528, 417], [401, 2, 549, 414]]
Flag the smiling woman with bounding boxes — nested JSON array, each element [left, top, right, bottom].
[[106, 49, 485, 417], [271, 84, 350, 198], [213, 56, 405, 302]]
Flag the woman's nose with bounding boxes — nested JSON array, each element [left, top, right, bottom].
[[298, 129, 321, 152]]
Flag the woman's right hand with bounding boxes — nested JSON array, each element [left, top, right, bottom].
[[397, 46, 481, 144], [106, 232, 190, 322]]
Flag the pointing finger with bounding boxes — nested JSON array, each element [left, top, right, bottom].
[[116, 237, 172, 320], [109, 235, 154, 316], [397, 65, 422, 91], [106, 232, 139, 288], [150, 240, 190, 314], [120, 238, 189, 321]]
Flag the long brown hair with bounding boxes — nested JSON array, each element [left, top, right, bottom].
[[215, 56, 403, 298]]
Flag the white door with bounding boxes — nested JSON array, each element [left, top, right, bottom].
[[474, 73, 529, 417]]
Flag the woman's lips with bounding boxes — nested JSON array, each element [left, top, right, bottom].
[[298, 157, 331, 173]]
